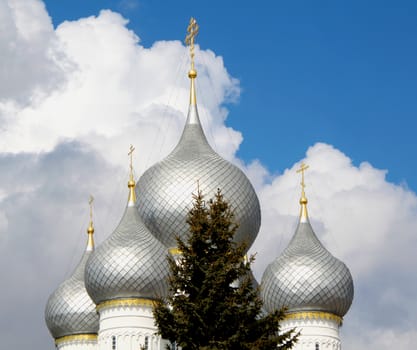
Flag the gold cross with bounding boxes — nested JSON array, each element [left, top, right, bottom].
[[185, 17, 199, 70], [128, 144, 135, 173], [296, 162, 309, 192], [89, 195, 94, 221], [185, 17, 199, 47]]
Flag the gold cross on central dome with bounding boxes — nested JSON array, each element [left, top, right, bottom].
[[185, 17, 199, 71]]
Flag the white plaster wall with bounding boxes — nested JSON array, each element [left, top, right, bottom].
[[98, 304, 170, 350], [281, 317, 341, 350]]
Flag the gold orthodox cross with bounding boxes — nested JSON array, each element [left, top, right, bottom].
[[185, 17, 199, 69], [89, 195, 94, 222], [296, 162, 309, 193], [128, 144, 135, 174]]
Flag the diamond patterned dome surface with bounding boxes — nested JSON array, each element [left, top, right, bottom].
[[45, 249, 99, 339], [261, 221, 354, 317], [137, 105, 261, 250], [85, 205, 169, 305]]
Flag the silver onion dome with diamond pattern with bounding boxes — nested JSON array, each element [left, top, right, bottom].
[[137, 61, 260, 251], [45, 221, 99, 339], [261, 183, 354, 317], [85, 174, 169, 305]]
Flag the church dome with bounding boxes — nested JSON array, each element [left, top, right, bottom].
[[45, 219, 99, 339], [85, 168, 169, 305], [261, 166, 354, 317], [137, 47, 260, 251]]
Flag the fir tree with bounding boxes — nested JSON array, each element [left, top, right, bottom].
[[154, 189, 298, 350]]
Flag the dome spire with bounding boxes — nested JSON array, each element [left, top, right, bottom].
[[87, 195, 95, 251], [296, 162, 309, 223], [185, 17, 199, 106], [136, 17, 261, 251], [128, 145, 137, 206]]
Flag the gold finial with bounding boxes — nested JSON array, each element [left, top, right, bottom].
[[127, 145, 136, 206], [87, 195, 95, 251], [296, 162, 310, 222], [185, 17, 199, 105]]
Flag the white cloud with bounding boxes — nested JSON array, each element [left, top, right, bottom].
[[0, 0, 69, 107], [0, 1, 416, 350], [0, 8, 241, 171]]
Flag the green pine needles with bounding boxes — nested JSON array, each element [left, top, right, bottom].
[[153, 189, 298, 350]]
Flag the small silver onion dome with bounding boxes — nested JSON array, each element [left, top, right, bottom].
[[85, 171, 169, 305], [261, 221, 354, 317], [137, 39, 260, 250], [45, 221, 99, 339], [261, 164, 354, 317]]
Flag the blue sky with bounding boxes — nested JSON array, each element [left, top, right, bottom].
[[43, 0, 417, 190]]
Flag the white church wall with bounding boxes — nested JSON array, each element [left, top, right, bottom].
[[281, 313, 341, 350], [97, 303, 169, 350]]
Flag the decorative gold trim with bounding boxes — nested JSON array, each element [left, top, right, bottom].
[[189, 73, 197, 106], [168, 247, 182, 256], [97, 298, 155, 311], [285, 311, 343, 326], [55, 334, 97, 345]]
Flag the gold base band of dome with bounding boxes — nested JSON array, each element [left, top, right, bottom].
[[284, 311, 343, 326], [55, 334, 97, 345], [97, 298, 156, 311]]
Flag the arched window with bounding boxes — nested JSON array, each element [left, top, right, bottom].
[[144, 336, 149, 350], [315, 342, 319, 350], [112, 336, 117, 350]]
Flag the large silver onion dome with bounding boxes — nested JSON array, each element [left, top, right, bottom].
[[45, 224, 99, 339], [261, 173, 354, 318], [137, 63, 260, 251], [85, 176, 169, 305]]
